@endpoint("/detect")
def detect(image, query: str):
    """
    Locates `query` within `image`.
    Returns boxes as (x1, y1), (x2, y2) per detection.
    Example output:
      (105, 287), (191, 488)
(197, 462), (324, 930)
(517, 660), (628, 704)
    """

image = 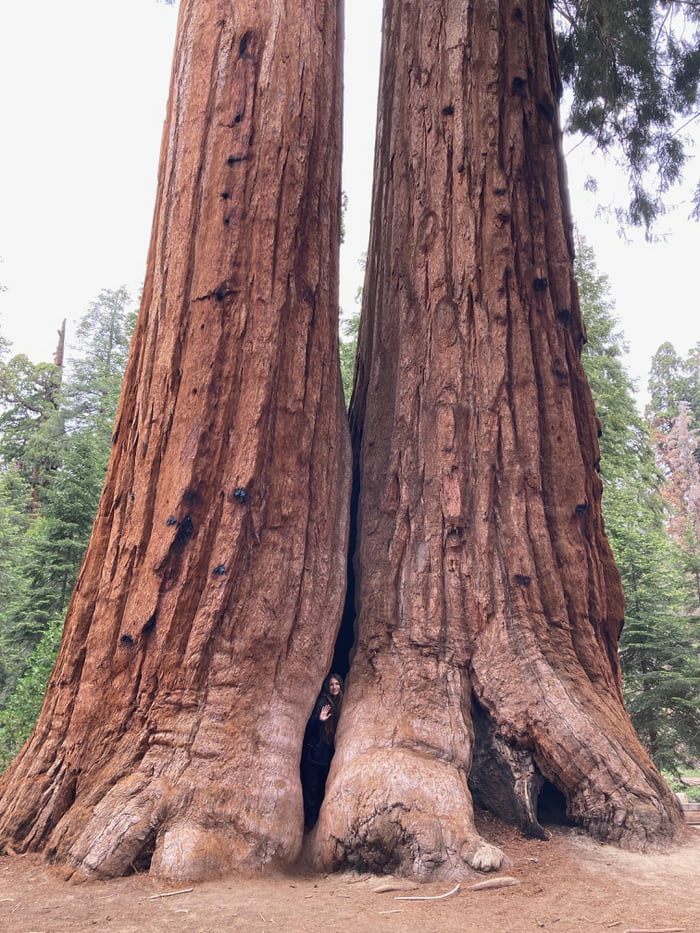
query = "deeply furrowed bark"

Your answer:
(312, 0), (684, 879)
(0, 0), (350, 881)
